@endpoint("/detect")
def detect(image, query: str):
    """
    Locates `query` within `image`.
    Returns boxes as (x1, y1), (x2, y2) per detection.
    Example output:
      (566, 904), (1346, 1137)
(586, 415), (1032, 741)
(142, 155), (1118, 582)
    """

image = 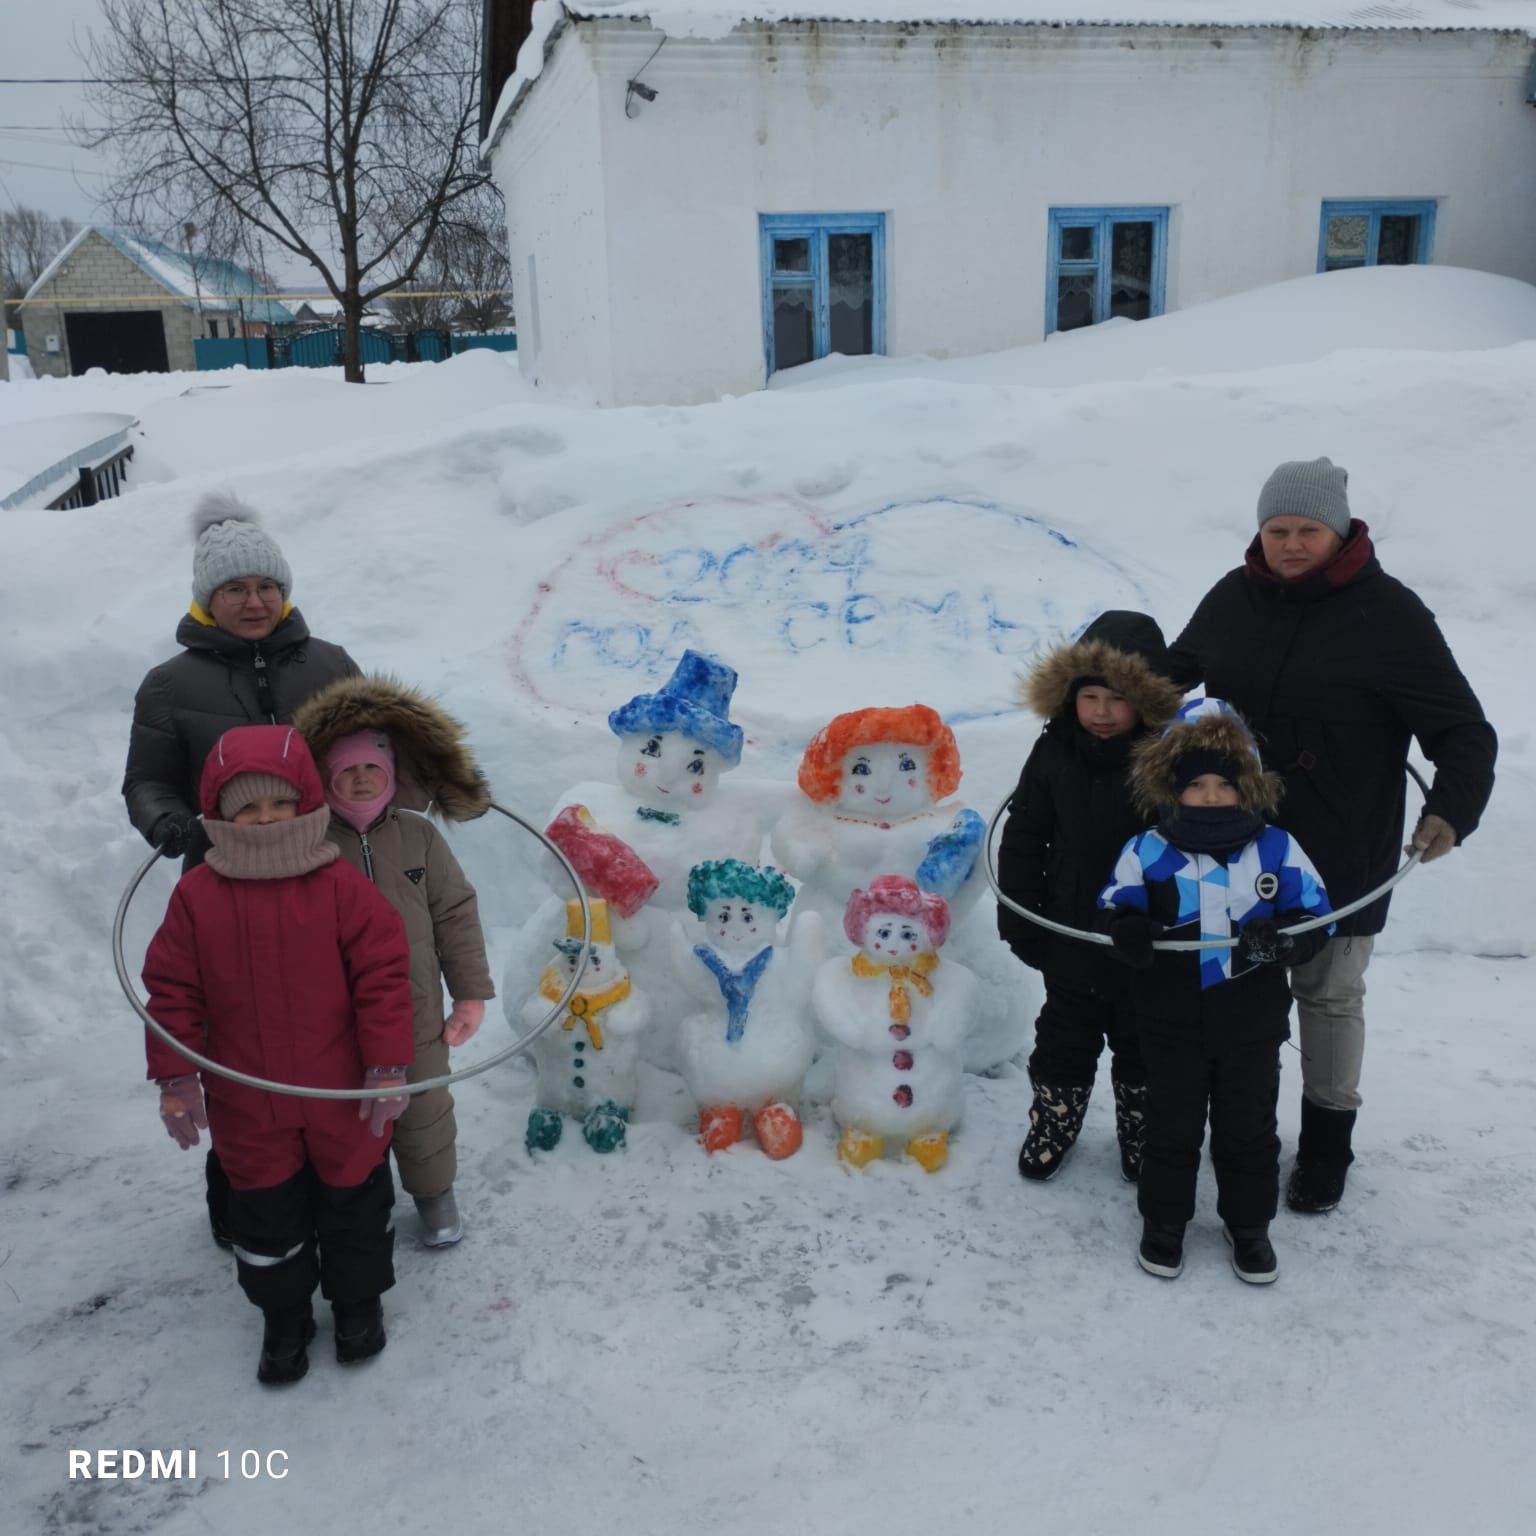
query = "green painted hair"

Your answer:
(686, 858), (796, 920)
